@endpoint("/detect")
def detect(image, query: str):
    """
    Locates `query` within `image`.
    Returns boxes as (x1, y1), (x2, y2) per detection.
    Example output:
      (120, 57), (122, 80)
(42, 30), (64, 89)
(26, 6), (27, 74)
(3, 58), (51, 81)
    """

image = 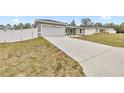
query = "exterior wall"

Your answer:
(105, 28), (116, 33)
(66, 27), (116, 36)
(84, 28), (97, 35)
(96, 28), (100, 33)
(40, 24), (66, 37)
(76, 29), (80, 34)
(0, 28), (38, 43)
(75, 29), (85, 35)
(75, 29), (80, 34)
(36, 23), (41, 37)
